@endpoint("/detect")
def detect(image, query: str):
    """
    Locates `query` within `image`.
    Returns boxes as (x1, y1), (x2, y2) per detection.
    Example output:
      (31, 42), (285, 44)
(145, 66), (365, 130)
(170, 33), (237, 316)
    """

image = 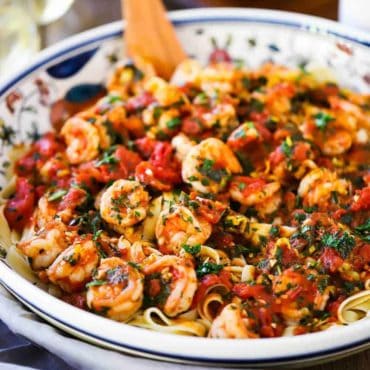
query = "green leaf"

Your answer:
(182, 244), (201, 255)
(196, 262), (223, 277)
(355, 219), (370, 242)
(128, 261), (142, 270)
(86, 280), (106, 288)
(48, 189), (67, 202)
(249, 98), (264, 112)
(314, 112), (334, 131)
(281, 138), (293, 157)
(269, 225), (280, 237)
(95, 149), (118, 167)
(321, 231), (355, 258)
(166, 117), (182, 130)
